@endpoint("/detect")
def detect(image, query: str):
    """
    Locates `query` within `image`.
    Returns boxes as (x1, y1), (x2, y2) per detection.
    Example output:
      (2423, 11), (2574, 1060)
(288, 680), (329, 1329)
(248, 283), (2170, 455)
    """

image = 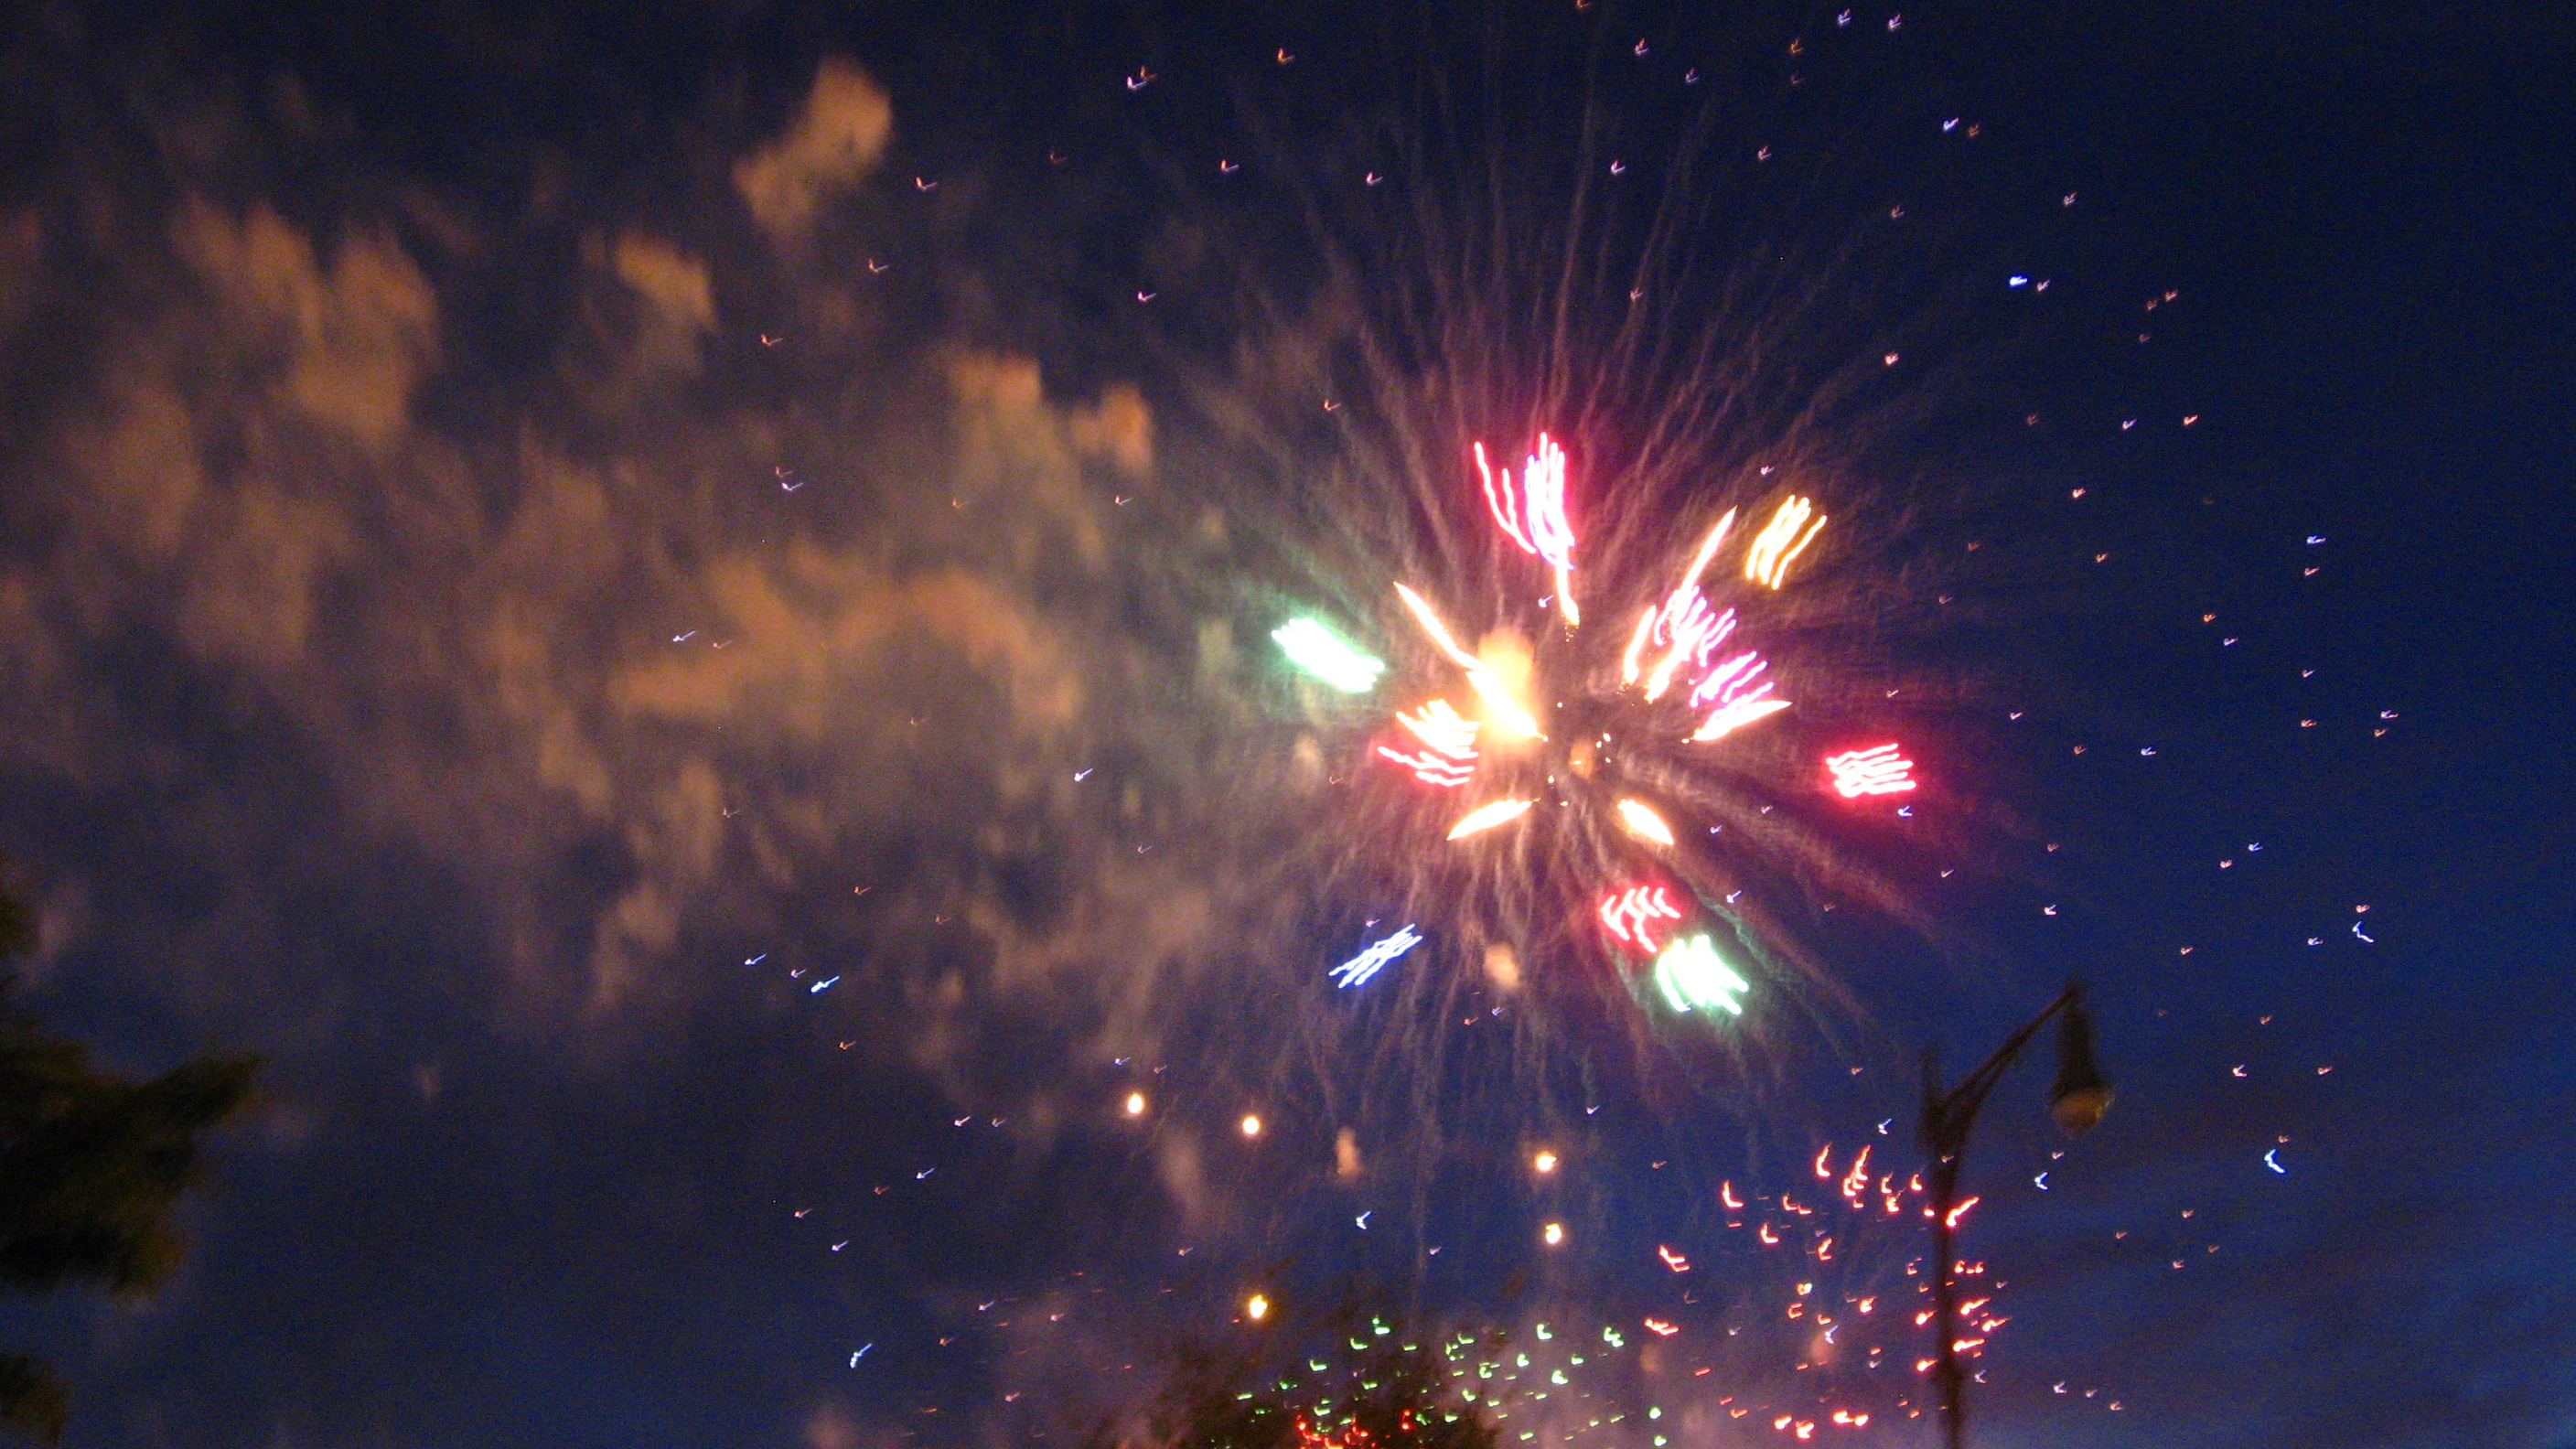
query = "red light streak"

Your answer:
(1599, 884), (1684, 952)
